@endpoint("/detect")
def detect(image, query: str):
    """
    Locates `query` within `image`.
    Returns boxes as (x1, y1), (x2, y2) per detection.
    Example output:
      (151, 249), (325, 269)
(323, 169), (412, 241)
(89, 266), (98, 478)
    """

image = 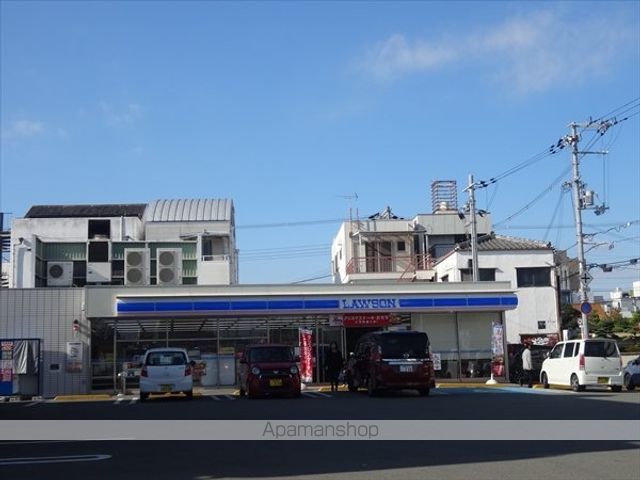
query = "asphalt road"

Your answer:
(1, 387), (639, 480)
(1, 386), (639, 420)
